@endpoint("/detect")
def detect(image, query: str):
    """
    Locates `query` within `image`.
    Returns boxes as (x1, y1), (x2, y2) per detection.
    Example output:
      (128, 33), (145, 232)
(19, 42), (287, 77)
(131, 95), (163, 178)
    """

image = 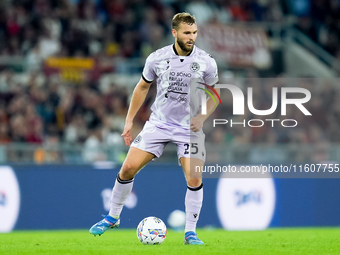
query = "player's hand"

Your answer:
(121, 121), (133, 146)
(190, 116), (204, 132)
